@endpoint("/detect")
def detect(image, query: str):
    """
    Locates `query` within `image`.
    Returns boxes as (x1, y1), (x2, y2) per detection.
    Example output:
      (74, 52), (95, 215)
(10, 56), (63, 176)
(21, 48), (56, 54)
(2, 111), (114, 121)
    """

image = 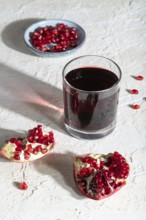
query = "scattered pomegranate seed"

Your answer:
(136, 75), (144, 80)
(19, 182), (28, 190)
(130, 89), (139, 94)
(132, 104), (140, 109)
